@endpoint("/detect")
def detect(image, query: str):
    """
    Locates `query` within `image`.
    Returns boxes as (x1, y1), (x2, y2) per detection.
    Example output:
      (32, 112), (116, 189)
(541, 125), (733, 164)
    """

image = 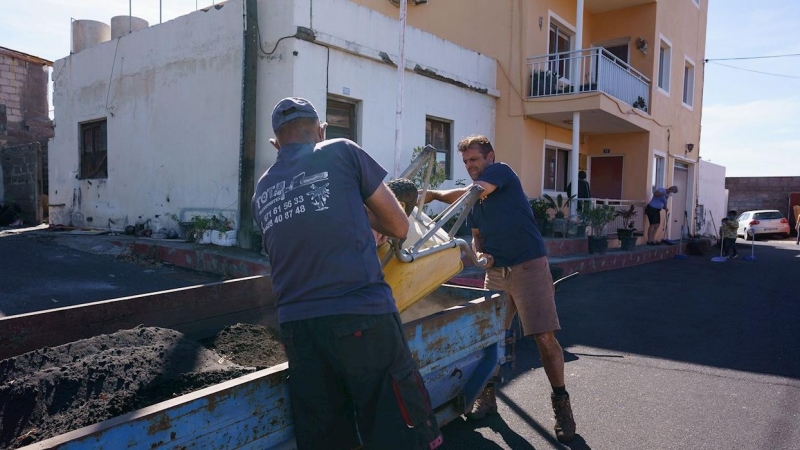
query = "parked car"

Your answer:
(735, 210), (791, 240)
